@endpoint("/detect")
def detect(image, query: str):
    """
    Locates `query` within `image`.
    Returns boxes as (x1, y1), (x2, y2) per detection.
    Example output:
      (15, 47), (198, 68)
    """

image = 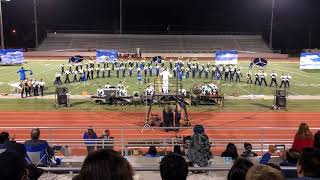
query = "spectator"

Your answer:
(279, 148), (300, 178)
(0, 151), (28, 180)
(246, 164), (285, 180)
(83, 127), (98, 154)
(227, 158), (254, 180)
(240, 143), (257, 157)
(24, 128), (54, 166)
(287, 147), (320, 179)
(173, 145), (183, 155)
(0, 131), (26, 157)
(292, 123), (314, 152)
(73, 149), (134, 180)
(97, 129), (113, 150)
(314, 130), (320, 149)
(145, 145), (160, 157)
(221, 143), (239, 160)
(259, 145), (276, 164)
(160, 153), (188, 180)
(187, 125), (212, 167)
